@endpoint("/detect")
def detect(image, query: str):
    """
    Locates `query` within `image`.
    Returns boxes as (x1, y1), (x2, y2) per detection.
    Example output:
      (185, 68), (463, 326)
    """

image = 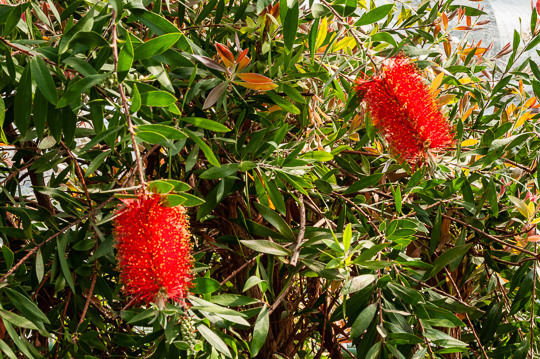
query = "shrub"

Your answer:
(0, 0), (539, 358)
